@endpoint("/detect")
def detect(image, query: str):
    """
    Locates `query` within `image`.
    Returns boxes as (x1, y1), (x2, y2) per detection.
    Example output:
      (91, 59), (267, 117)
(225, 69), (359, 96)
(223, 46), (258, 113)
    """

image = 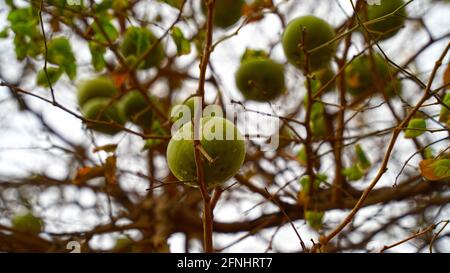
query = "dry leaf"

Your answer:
(419, 159), (441, 181)
(104, 155), (117, 184)
(73, 166), (104, 185)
